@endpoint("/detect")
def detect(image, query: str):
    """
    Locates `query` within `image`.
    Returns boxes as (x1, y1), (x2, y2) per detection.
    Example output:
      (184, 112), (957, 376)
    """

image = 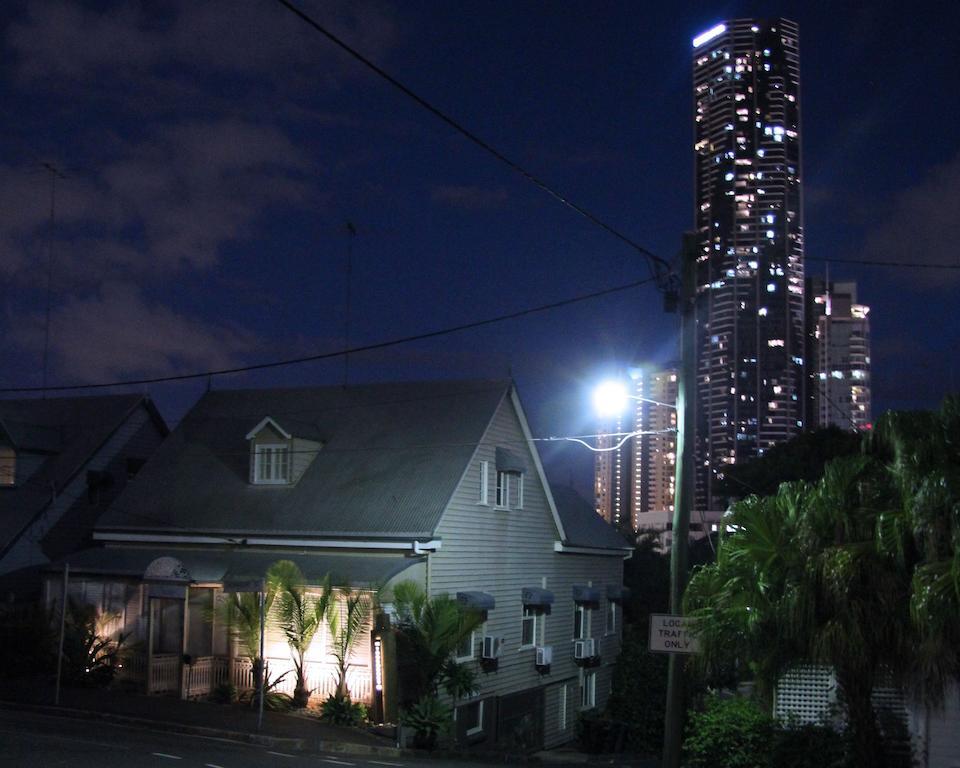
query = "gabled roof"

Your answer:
(98, 380), (513, 540)
(244, 416), (291, 441)
(550, 484), (633, 551)
(0, 394), (165, 556)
